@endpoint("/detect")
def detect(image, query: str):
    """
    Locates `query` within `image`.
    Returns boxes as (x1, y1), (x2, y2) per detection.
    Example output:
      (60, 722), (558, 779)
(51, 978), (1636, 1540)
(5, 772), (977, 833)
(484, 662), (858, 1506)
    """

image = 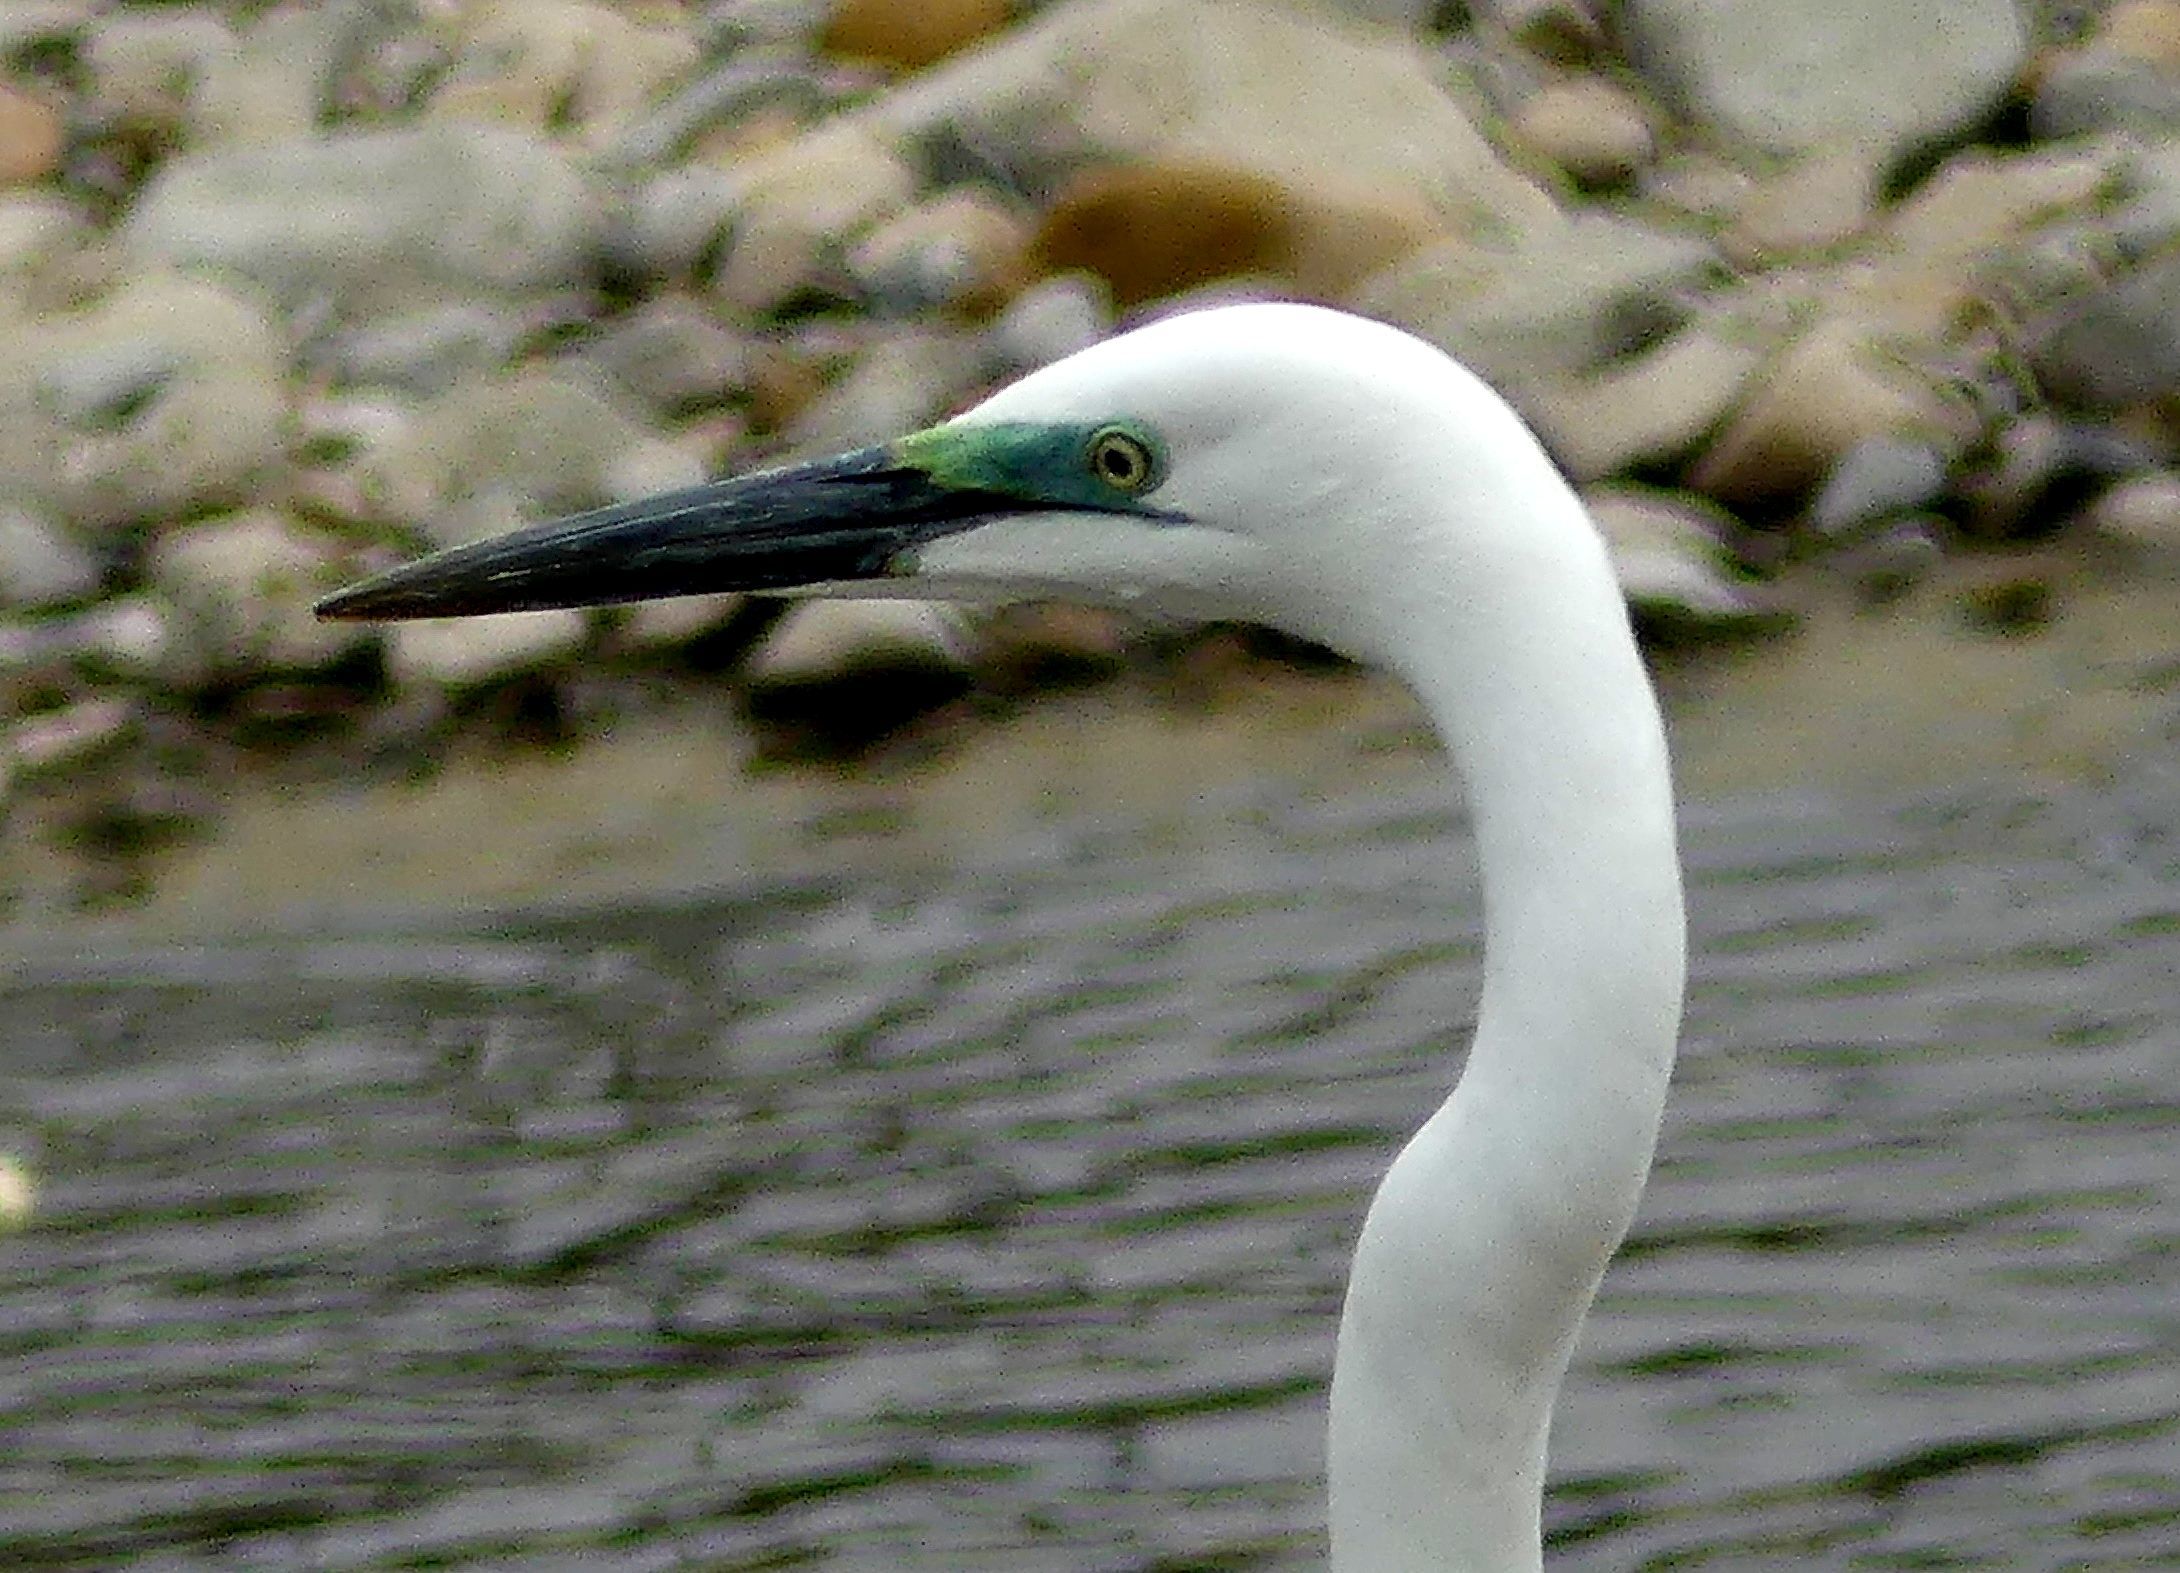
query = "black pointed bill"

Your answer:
(316, 447), (1031, 621)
